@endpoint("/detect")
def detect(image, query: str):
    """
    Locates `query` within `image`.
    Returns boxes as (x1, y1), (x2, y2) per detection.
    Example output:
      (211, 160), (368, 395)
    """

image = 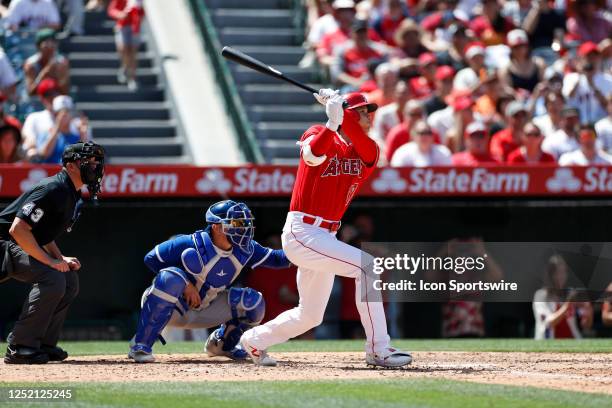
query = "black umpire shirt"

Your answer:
(0, 169), (82, 246)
